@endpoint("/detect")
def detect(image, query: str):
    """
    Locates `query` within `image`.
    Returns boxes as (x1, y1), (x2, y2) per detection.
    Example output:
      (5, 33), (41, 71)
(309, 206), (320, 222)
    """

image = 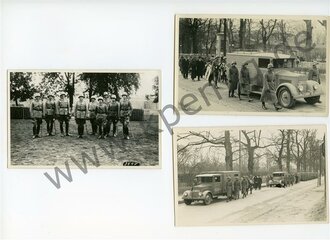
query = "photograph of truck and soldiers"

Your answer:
(176, 16), (328, 114)
(173, 126), (327, 226)
(9, 70), (160, 167)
